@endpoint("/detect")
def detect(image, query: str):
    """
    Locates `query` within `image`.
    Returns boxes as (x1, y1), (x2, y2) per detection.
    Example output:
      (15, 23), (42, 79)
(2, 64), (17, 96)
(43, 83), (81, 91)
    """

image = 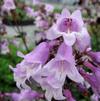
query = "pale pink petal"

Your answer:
(71, 10), (84, 28)
(61, 8), (71, 18)
(46, 24), (62, 40)
(75, 27), (91, 52)
(53, 88), (65, 100)
(66, 65), (84, 84)
(45, 89), (53, 101)
(63, 32), (76, 46)
(56, 43), (74, 63)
